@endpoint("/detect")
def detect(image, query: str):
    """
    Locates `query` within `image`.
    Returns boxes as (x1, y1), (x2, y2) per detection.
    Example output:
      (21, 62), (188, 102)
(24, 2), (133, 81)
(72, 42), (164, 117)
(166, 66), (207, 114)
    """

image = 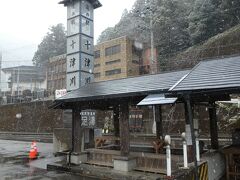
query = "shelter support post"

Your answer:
(184, 102), (194, 163)
(155, 105), (163, 139)
(88, 128), (95, 148)
(113, 105), (120, 144)
(185, 95), (198, 180)
(209, 101), (219, 149)
(68, 105), (87, 165)
(73, 106), (82, 152)
(113, 100), (136, 172)
(119, 101), (130, 156)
